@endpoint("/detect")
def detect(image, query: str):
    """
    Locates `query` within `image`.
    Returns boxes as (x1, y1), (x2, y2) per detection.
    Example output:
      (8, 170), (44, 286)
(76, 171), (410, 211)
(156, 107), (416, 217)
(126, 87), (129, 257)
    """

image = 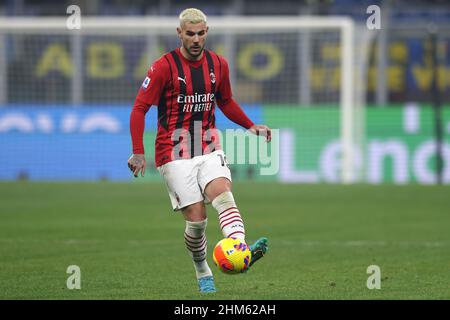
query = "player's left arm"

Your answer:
(216, 58), (271, 143)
